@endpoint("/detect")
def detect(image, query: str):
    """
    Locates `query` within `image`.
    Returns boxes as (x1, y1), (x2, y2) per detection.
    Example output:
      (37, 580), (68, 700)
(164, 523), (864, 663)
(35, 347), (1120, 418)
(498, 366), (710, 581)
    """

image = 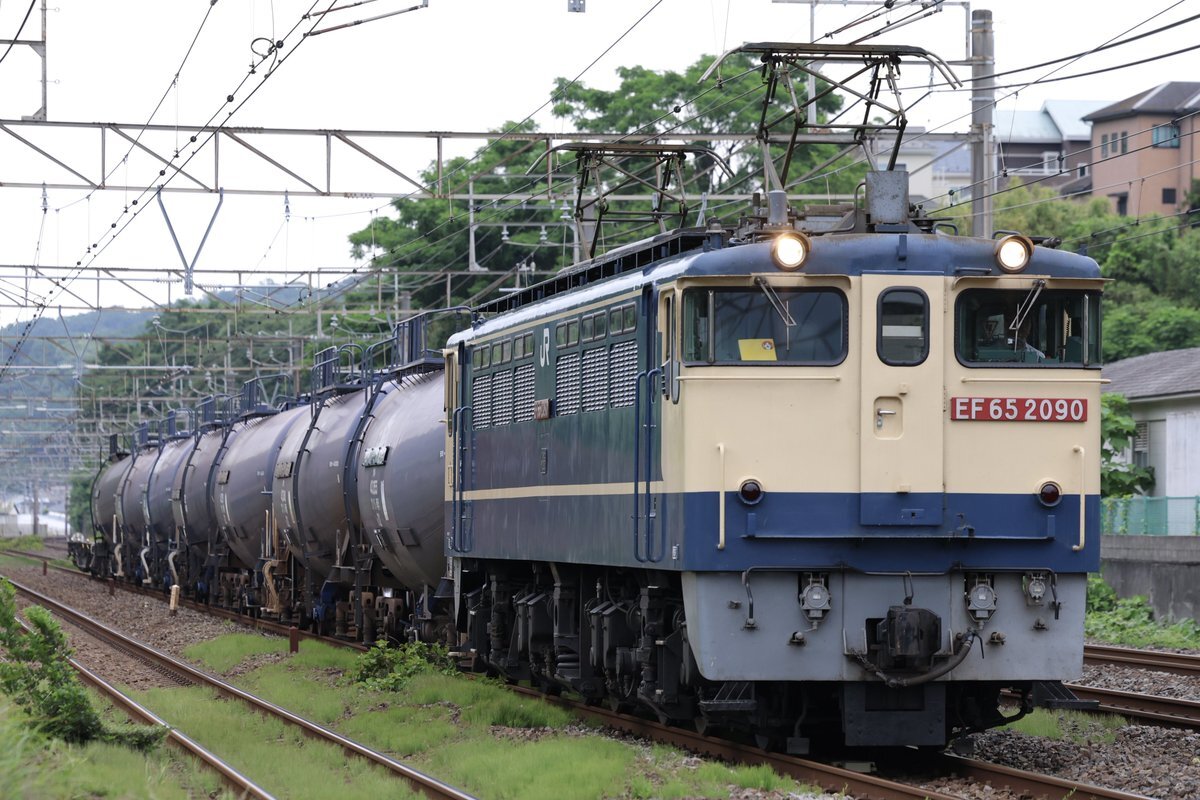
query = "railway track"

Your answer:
(0, 554), (1182, 799)
(1084, 643), (1200, 677)
(70, 658), (276, 799)
(1064, 684), (1200, 730)
(517, 686), (1156, 800)
(4, 574), (477, 800)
